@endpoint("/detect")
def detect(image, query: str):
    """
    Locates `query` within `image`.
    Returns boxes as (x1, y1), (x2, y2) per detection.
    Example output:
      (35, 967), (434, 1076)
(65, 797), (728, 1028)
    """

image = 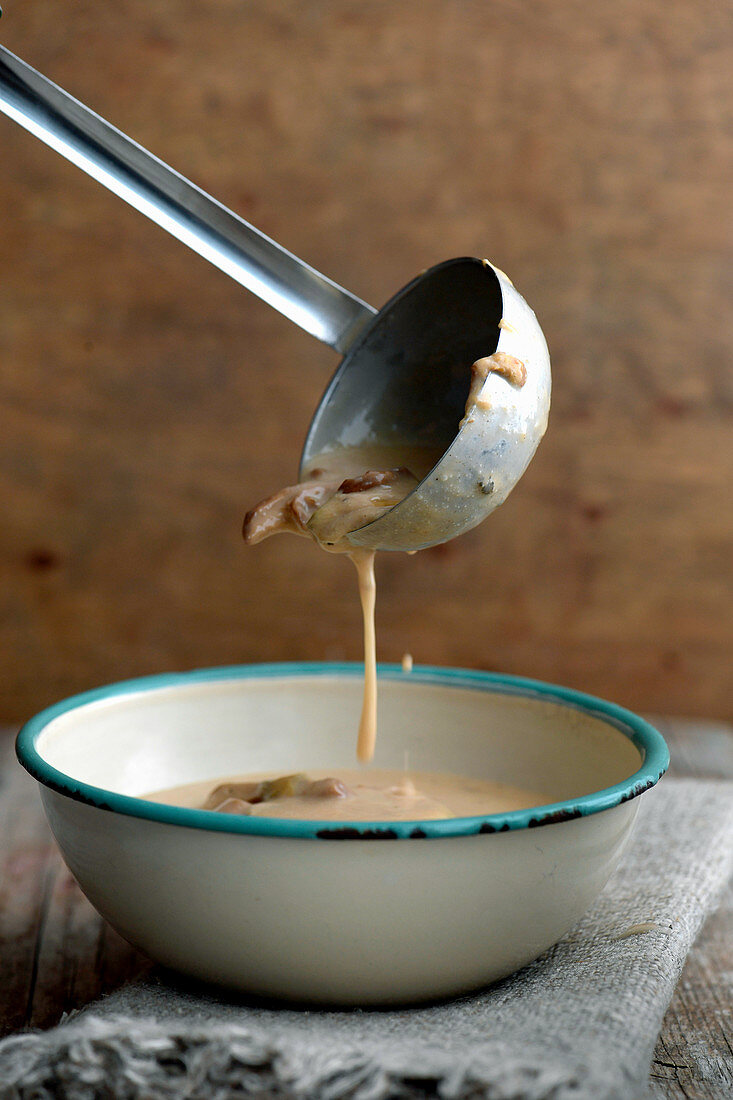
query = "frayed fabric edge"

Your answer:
(0, 1016), (636, 1100)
